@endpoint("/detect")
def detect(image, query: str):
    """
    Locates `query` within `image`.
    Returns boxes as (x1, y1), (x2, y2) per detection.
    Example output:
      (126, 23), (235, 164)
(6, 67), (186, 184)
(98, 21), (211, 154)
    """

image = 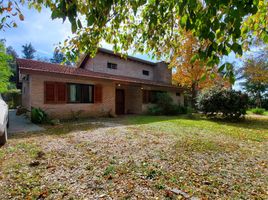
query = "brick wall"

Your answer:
(84, 52), (155, 81)
(21, 71), (183, 119)
(154, 62), (172, 84)
(21, 78), (31, 110)
(28, 73), (116, 119)
(118, 85), (143, 114)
